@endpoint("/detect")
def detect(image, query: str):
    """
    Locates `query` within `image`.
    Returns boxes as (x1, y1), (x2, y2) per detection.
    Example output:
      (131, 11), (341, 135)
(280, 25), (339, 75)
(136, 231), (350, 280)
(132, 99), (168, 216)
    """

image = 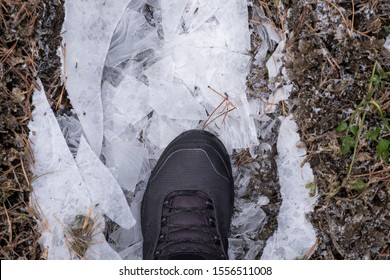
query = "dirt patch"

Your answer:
(285, 0), (390, 259)
(0, 0), (65, 259)
(0, 0), (41, 259)
(35, 0), (70, 113)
